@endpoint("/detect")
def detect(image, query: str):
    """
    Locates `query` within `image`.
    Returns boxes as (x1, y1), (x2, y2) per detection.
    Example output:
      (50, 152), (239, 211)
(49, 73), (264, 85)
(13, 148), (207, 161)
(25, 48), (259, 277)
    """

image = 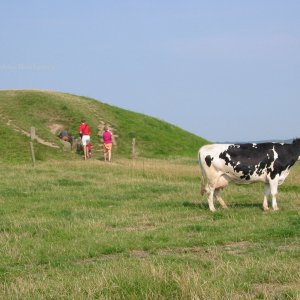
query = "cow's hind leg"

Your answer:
(206, 185), (216, 212)
(214, 189), (228, 209)
(200, 183), (216, 211)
